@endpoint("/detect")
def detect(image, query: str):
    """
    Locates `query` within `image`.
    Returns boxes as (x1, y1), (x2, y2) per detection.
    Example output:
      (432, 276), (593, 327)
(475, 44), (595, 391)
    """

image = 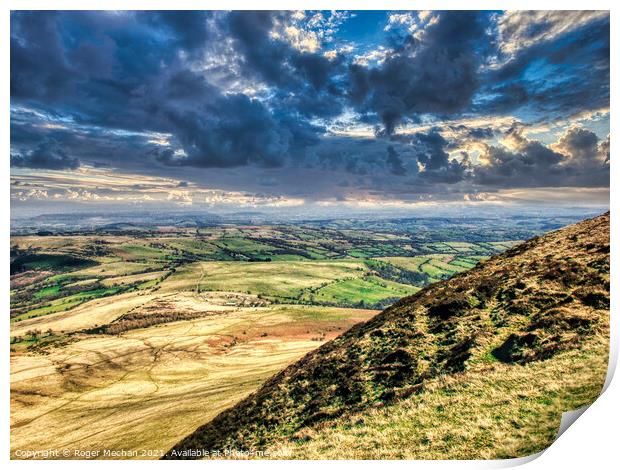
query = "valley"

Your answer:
(9, 213), (603, 459)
